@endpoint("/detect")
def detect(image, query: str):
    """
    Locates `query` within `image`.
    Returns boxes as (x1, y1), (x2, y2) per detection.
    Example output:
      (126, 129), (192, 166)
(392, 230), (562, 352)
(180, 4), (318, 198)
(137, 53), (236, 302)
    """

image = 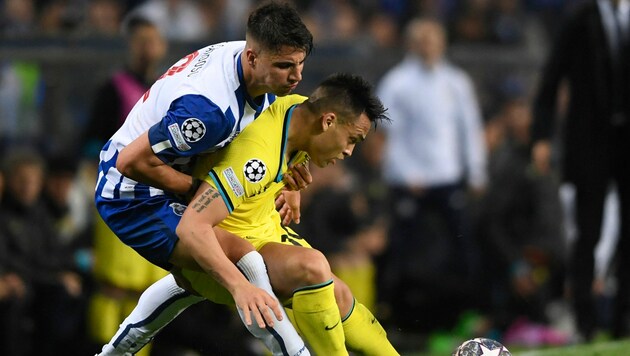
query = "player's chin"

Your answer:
(273, 86), (295, 96)
(273, 89), (291, 96)
(311, 159), (328, 168)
